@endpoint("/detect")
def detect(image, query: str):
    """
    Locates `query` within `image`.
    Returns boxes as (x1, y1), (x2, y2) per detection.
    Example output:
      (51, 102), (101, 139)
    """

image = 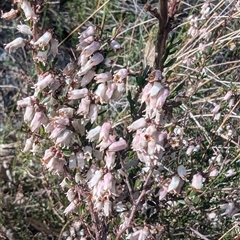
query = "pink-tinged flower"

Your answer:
(58, 107), (74, 118)
(127, 118), (147, 132)
(20, 1), (36, 20)
(81, 41), (101, 58)
(77, 53), (88, 67)
(71, 119), (86, 135)
(5, 37), (26, 53)
(78, 26), (96, 41)
(77, 97), (91, 116)
(94, 72), (112, 83)
(17, 24), (32, 35)
(86, 125), (101, 142)
(92, 181), (105, 201)
(62, 62), (76, 76)
(113, 68), (128, 82)
(110, 40), (121, 51)
(111, 82), (125, 100)
(129, 226), (149, 240)
(1, 9), (18, 20)
(209, 168), (219, 177)
(30, 111), (48, 132)
(177, 165), (188, 181)
(44, 122), (54, 133)
(186, 145), (195, 156)
(55, 130), (73, 147)
(168, 175), (182, 193)
(105, 151), (115, 169)
(223, 90), (232, 101)
(68, 88), (88, 100)
(81, 69), (95, 87)
(108, 137), (127, 152)
(94, 83), (107, 103)
(41, 147), (56, 164)
(22, 136), (34, 152)
(145, 125), (157, 136)
(17, 96), (35, 109)
(33, 31), (52, 47)
(50, 38), (58, 57)
(211, 104), (220, 114)
(34, 73), (54, 91)
(66, 188), (76, 202)
(49, 124), (66, 140)
(60, 177), (69, 189)
(103, 198), (112, 217)
(87, 104), (98, 123)
(191, 172), (204, 190)
(46, 156), (66, 174)
(149, 82), (163, 97)
(53, 116), (70, 126)
(76, 151), (85, 169)
(99, 122), (112, 141)
(34, 47), (49, 65)
(94, 199), (103, 212)
(84, 146), (93, 161)
(63, 199), (78, 215)
(103, 173), (115, 193)
(105, 82), (116, 100)
(156, 87), (169, 109)
(97, 138), (114, 152)
(220, 202), (239, 217)
(147, 140), (156, 155)
(68, 154), (76, 169)
(132, 130), (148, 151)
(140, 83), (152, 104)
(24, 105), (35, 123)
(76, 36), (94, 50)
(77, 52), (104, 76)
(88, 169), (103, 188)
(159, 186), (168, 200)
